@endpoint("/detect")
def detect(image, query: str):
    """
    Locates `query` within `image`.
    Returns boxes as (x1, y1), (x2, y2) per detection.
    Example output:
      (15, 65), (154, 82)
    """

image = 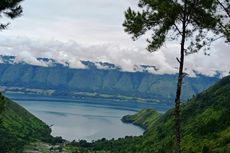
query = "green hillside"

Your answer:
(0, 94), (52, 153)
(121, 109), (160, 130)
(0, 75), (229, 152)
(74, 75), (230, 153)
